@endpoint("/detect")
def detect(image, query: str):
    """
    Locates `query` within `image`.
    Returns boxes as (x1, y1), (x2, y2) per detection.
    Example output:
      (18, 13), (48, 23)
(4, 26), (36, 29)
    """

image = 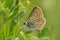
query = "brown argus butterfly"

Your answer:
(24, 6), (46, 31)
